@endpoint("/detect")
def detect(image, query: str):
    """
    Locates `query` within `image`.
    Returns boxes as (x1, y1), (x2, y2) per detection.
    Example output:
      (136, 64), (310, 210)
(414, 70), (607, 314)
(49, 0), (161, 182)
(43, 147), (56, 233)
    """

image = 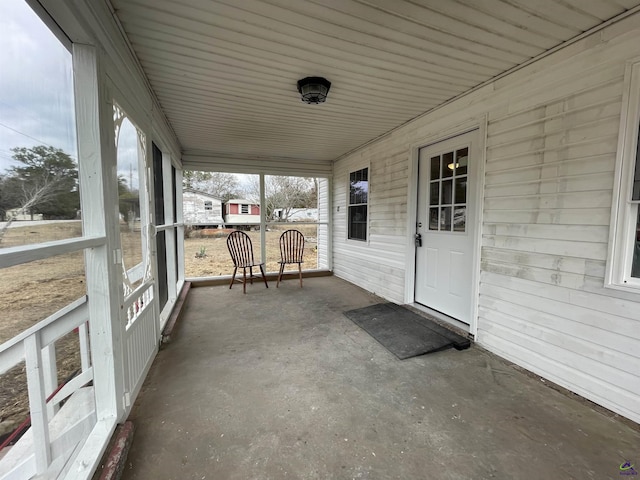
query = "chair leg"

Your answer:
(229, 266), (237, 289)
(276, 263), (283, 287)
(260, 264), (269, 288)
(242, 267), (247, 294)
(298, 263), (303, 288)
(249, 266), (254, 284)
